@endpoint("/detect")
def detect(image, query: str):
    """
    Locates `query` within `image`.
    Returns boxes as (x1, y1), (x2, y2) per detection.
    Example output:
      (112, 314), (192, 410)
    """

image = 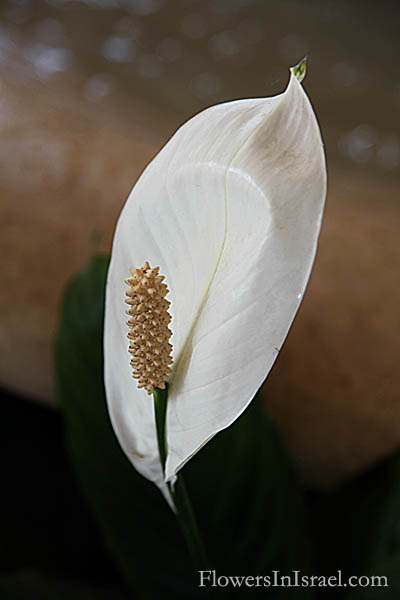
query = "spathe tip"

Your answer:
(290, 57), (307, 83)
